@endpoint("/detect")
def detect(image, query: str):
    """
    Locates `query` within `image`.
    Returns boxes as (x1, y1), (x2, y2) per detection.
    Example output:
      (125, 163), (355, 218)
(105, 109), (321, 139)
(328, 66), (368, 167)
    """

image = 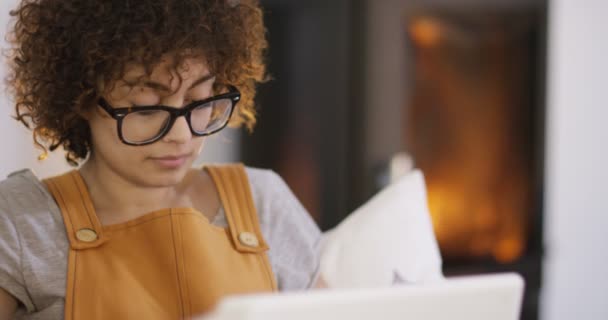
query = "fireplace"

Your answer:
(406, 9), (538, 262)
(403, 6), (546, 320)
